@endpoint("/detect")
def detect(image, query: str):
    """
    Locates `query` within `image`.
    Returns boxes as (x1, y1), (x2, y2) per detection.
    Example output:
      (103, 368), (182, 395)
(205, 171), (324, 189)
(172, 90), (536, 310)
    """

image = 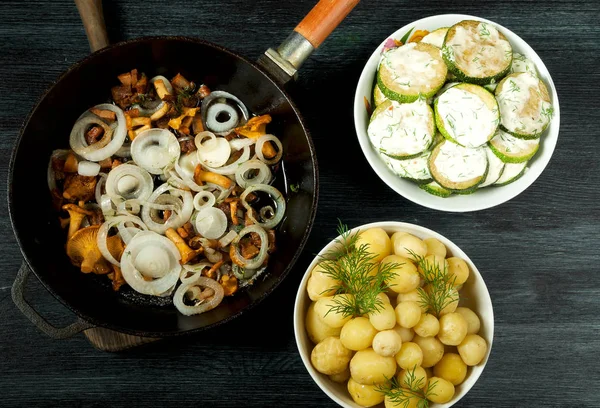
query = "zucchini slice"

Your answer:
(479, 146), (505, 187)
(434, 83), (499, 148)
(496, 72), (553, 139)
(421, 27), (449, 49)
(429, 140), (488, 191)
(442, 20), (513, 85)
(373, 82), (389, 106)
(368, 99), (435, 159)
(494, 161), (527, 186)
(378, 42), (448, 103)
(510, 52), (538, 76)
(419, 181), (452, 197)
(488, 128), (540, 163)
(383, 150), (432, 184)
